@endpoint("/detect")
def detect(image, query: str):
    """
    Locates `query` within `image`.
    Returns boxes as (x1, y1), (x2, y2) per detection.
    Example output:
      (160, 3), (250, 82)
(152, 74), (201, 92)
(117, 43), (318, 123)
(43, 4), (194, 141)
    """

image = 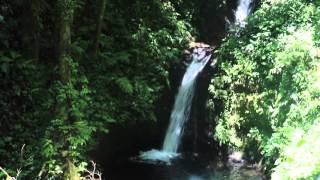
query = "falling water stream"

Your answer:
(139, 48), (211, 164)
(235, 0), (253, 27)
(163, 48), (211, 153)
